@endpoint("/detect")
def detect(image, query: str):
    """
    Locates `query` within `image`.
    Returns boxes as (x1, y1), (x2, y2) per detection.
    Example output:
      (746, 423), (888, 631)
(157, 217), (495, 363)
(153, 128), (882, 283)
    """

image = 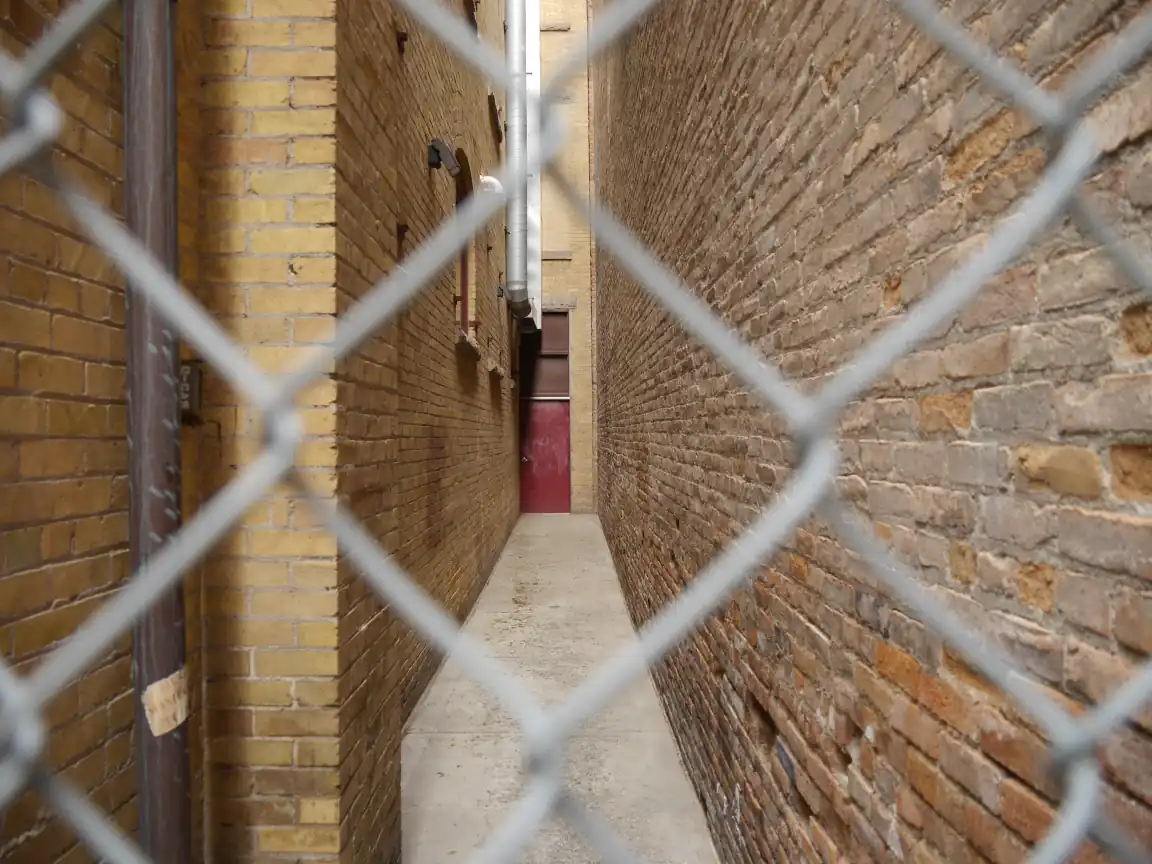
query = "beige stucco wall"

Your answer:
(540, 0), (596, 513)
